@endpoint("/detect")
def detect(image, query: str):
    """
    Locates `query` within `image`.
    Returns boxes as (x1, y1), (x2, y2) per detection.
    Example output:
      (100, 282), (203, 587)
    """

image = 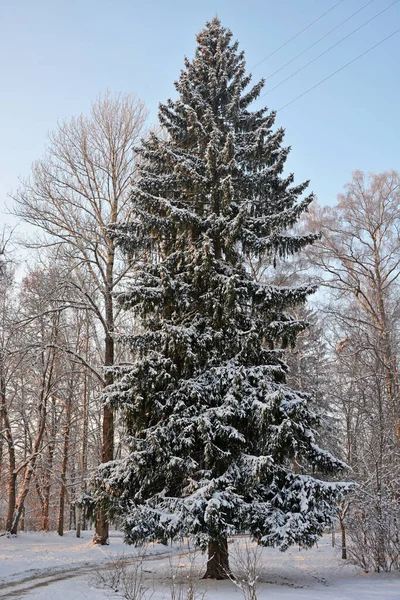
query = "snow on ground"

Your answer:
(0, 532), (399, 599)
(0, 530), (167, 584)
